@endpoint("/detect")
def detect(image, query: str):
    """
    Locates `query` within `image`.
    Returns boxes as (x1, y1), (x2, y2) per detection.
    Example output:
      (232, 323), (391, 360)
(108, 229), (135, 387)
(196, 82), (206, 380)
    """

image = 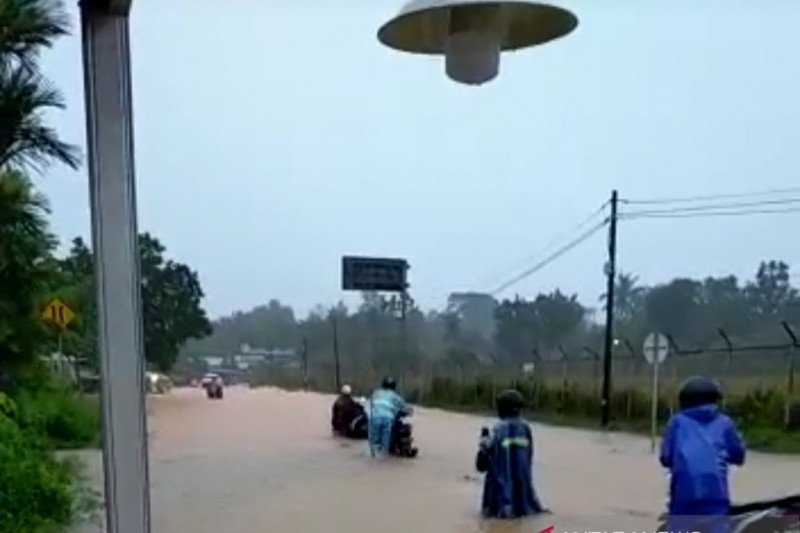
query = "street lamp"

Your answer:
(377, 0), (578, 85)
